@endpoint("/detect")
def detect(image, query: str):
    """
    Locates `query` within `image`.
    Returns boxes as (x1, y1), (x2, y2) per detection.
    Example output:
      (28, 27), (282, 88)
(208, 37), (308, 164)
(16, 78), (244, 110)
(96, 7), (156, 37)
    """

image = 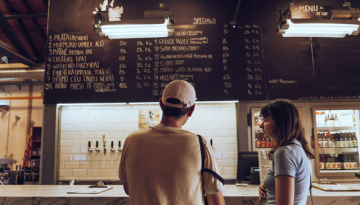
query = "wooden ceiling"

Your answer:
(0, 0), (48, 64)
